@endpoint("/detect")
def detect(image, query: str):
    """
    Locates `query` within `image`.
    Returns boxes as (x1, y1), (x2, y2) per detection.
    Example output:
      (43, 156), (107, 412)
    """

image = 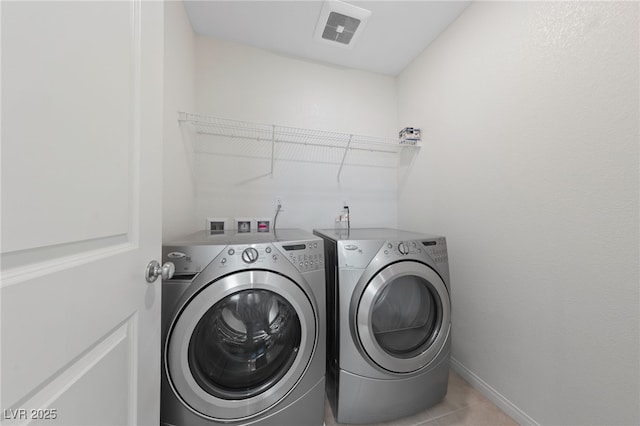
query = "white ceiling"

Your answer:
(183, 1), (472, 76)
